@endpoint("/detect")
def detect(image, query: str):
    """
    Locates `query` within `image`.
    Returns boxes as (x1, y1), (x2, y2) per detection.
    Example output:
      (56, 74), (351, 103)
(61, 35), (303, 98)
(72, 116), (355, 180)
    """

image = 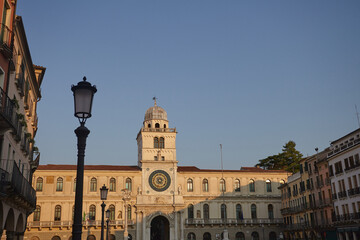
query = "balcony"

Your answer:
(140, 127), (176, 133)
(27, 219), (135, 230)
(338, 191), (347, 199)
(348, 187), (360, 197)
(0, 160), (36, 211)
(333, 213), (360, 223)
(0, 23), (13, 58)
(281, 204), (308, 215)
(0, 87), (18, 132)
(185, 218), (283, 226)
